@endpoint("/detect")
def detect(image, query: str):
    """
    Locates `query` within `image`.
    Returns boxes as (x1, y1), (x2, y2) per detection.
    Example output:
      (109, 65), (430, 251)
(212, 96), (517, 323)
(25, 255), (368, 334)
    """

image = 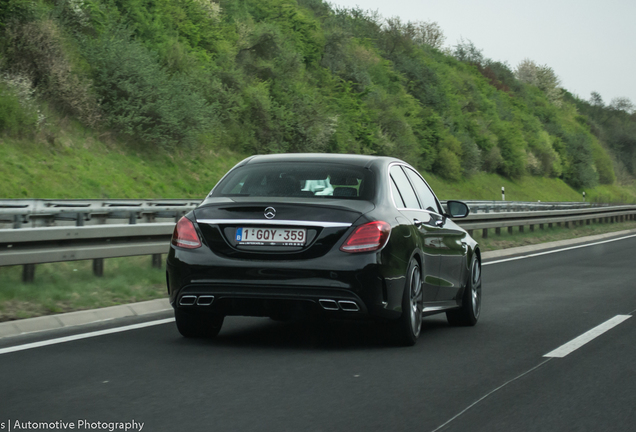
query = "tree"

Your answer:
(609, 97), (634, 114)
(412, 21), (445, 49)
(515, 59), (562, 106)
(452, 38), (483, 65)
(589, 91), (604, 107)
